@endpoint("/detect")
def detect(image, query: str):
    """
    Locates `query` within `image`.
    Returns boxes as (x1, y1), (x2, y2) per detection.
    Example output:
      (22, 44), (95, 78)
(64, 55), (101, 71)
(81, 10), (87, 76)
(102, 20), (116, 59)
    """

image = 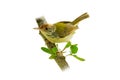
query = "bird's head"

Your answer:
(34, 24), (55, 35)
